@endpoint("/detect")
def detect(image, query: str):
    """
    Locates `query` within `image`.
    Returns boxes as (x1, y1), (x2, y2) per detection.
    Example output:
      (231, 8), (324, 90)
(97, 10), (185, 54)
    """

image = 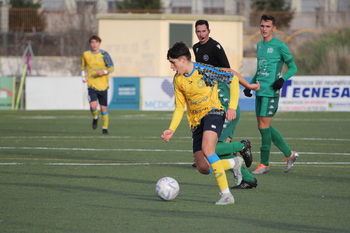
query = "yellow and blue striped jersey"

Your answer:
(81, 49), (114, 91)
(169, 62), (239, 131)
